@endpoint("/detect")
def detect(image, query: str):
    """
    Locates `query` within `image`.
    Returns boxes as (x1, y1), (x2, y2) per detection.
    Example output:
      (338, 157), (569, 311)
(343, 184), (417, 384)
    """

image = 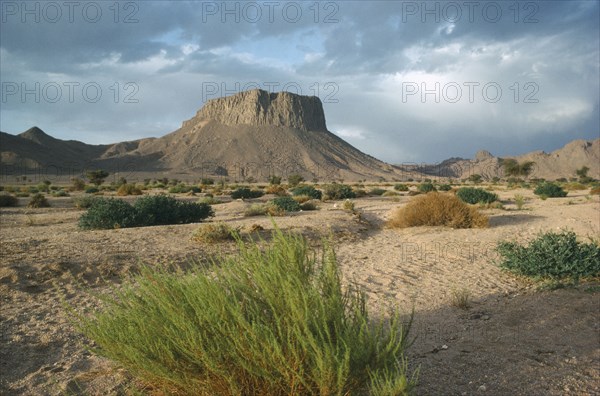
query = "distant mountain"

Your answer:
(0, 90), (401, 181)
(1, 91), (598, 182)
(415, 139), (600, 180)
